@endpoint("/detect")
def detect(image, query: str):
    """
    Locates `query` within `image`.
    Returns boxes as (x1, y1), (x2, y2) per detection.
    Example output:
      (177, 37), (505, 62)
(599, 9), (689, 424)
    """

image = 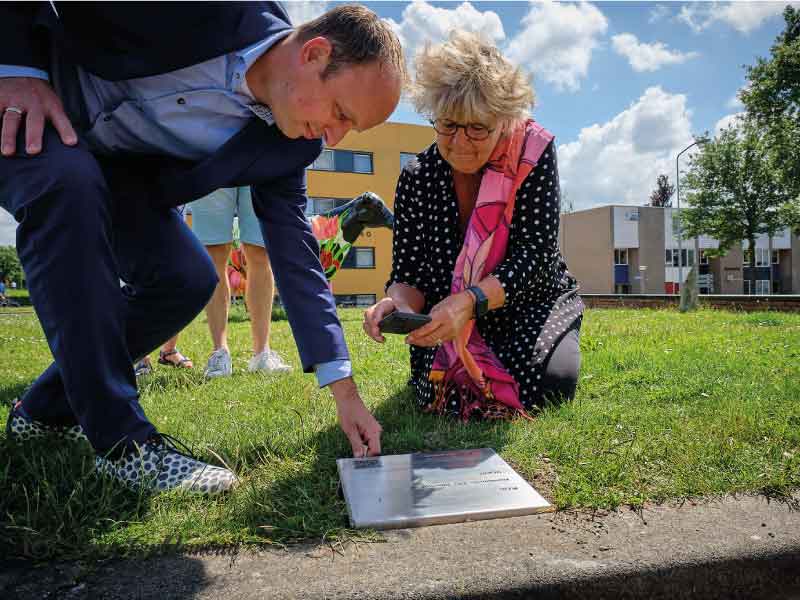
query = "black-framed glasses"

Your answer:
(430, 119), (495, 141)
